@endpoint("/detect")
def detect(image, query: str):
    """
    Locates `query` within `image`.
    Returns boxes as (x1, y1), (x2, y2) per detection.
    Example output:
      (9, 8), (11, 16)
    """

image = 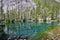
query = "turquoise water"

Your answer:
(4, 22), (58, 37)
